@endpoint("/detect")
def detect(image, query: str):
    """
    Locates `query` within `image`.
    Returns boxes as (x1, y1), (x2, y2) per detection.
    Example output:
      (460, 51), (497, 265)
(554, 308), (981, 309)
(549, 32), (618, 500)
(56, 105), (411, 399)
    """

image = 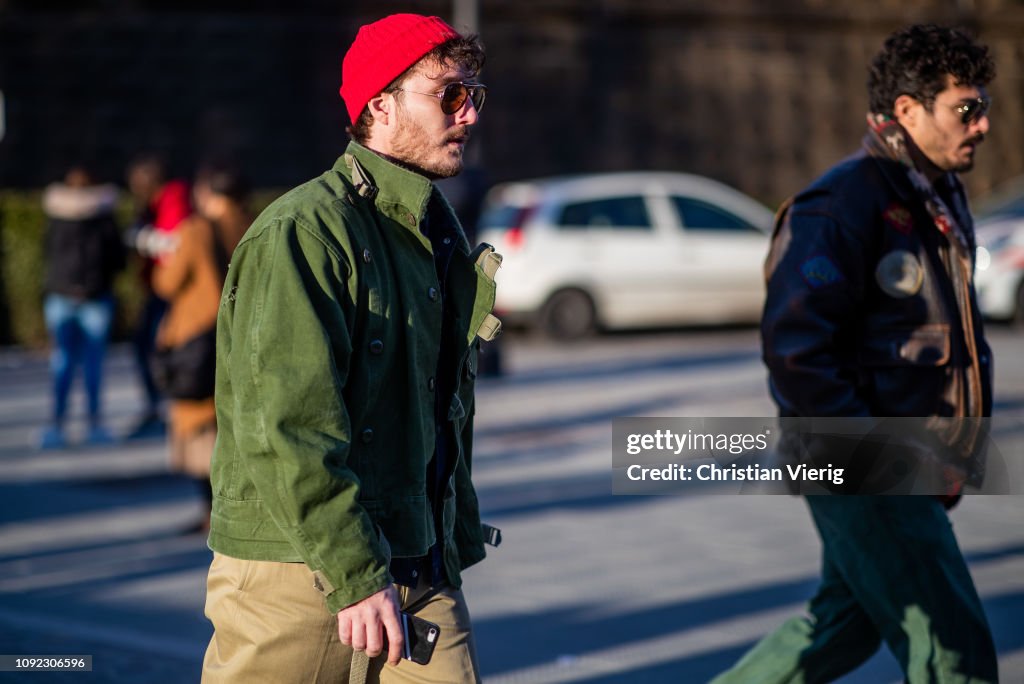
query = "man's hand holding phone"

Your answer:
(337, 585), (404, 666)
